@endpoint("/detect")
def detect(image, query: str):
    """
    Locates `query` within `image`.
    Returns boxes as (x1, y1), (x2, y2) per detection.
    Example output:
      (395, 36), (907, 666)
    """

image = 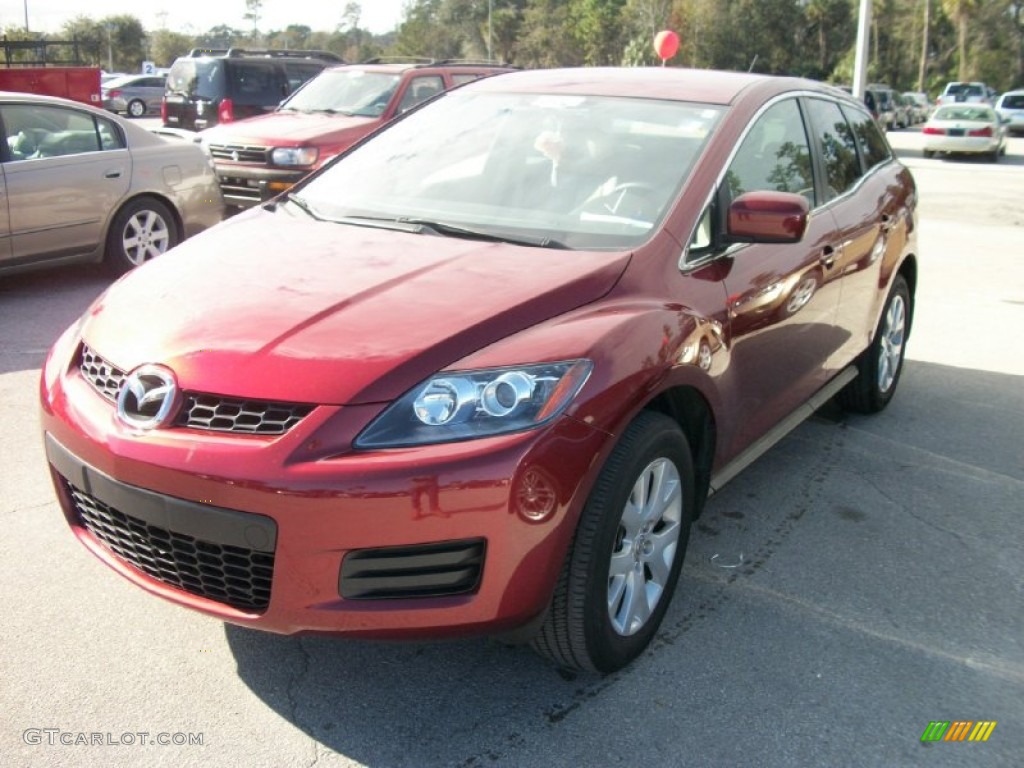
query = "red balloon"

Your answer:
(654, 30), (680, 61)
